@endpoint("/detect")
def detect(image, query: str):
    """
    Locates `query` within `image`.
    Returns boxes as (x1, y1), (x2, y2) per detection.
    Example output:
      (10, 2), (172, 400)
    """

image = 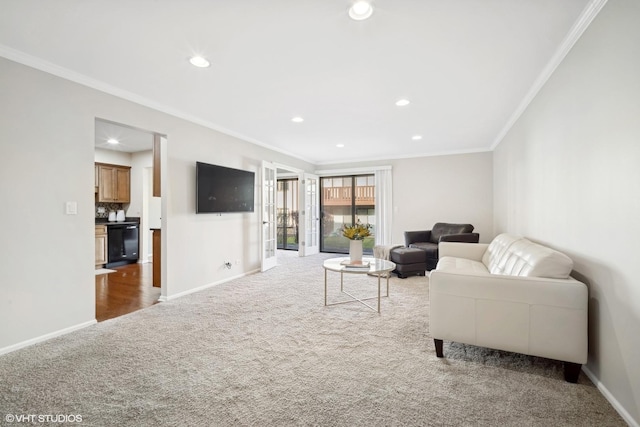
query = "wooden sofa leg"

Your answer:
(434, 339), (444, 357)
(564, 362), (581, 383)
